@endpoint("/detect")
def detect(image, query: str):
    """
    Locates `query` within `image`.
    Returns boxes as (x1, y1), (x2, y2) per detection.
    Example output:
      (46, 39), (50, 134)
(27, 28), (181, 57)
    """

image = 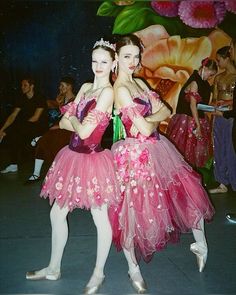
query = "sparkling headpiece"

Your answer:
(93, 38), (116, 51)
